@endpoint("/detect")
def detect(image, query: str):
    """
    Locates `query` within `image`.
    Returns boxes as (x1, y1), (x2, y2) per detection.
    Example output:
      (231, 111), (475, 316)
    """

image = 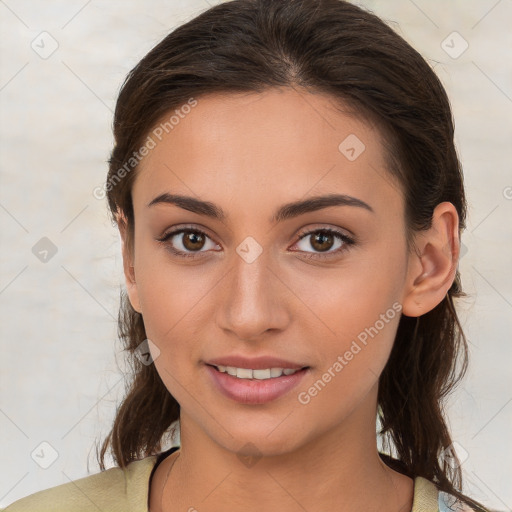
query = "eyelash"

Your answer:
(156, 225), (355, 260)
